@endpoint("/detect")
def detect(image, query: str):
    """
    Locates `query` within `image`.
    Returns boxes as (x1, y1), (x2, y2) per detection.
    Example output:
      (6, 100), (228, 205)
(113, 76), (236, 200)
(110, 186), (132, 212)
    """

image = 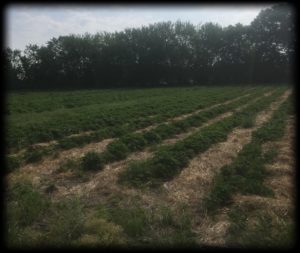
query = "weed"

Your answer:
(226, 207), (295, 249)
(7, 180), (49, 227)
(263, 146), (279, 164)
(24, 149), (45, 163)
(45, 198), (85, 246)
(81, 152), (104, 171)
(6, 155), (21, 172)
(57, 158), (79, 173)
(76, 217), (125, 247)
